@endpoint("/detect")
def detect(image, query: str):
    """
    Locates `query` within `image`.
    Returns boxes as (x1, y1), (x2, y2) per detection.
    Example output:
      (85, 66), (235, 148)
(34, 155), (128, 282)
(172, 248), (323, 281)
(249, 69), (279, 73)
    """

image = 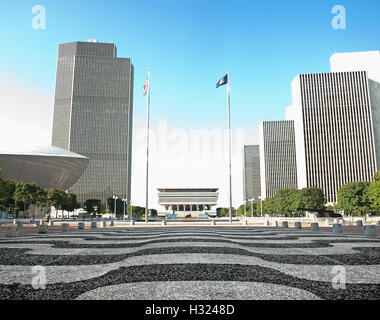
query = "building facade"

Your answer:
(0, 146), (88, 190)
(288, 71), (378, 203)
(158, 188), (219, 218)
(258, 121), (298, 199)
(51, 41), (134, 204)
(242, 145), (261, 203)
